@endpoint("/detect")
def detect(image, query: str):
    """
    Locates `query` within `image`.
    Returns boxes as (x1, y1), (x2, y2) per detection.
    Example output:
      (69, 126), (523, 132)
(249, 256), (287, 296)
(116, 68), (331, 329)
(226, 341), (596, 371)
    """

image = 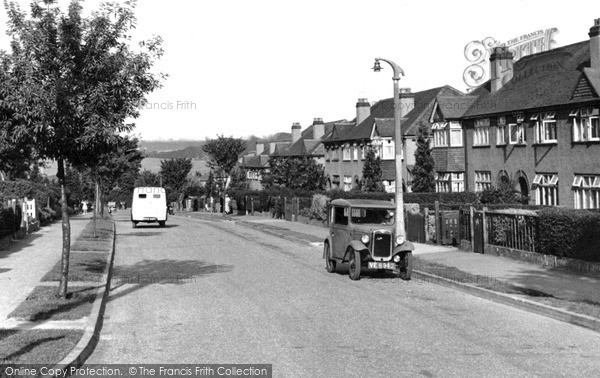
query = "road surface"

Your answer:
(85, 211), (600, 377)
